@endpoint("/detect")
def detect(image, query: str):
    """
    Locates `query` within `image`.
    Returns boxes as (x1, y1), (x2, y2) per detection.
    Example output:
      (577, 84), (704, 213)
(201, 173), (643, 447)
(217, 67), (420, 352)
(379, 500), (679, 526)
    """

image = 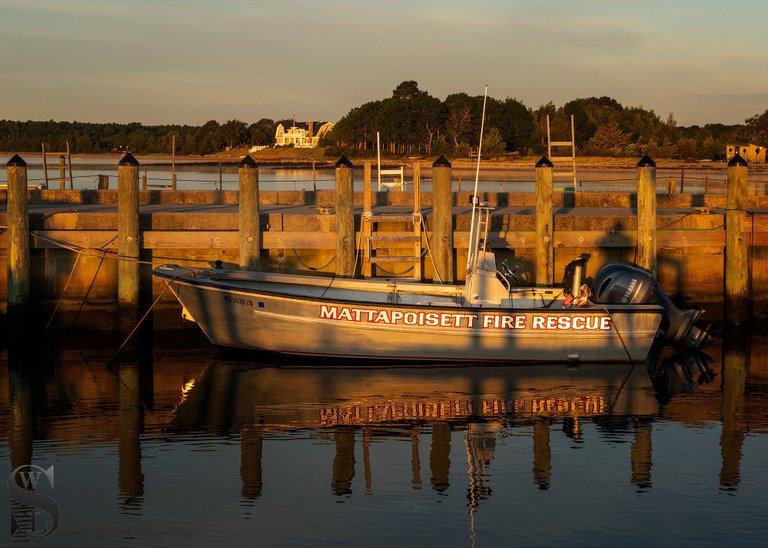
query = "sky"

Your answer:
(2, 0), (767, 127)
